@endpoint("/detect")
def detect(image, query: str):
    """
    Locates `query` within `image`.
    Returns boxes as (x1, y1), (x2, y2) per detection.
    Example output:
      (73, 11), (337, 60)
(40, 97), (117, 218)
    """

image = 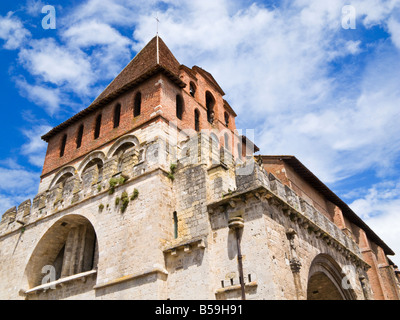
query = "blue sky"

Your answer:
(0, 0), (400, 265)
